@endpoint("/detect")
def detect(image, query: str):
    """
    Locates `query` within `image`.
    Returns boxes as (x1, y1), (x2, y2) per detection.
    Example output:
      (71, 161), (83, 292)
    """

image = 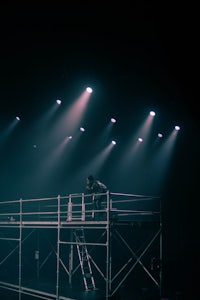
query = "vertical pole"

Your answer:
(18, 198), (22, 300)
(159, 197), (163, 299)
(82, 193), (85, 221)
(56, 195), (61, 300)
(106, 191), (111, 299)
(69, 229), (73, 285)
(36, 202), (40, 278)
(92, 194), (95, 219)
(108, 192), (112, 296)
(68, 195), (72, 221)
